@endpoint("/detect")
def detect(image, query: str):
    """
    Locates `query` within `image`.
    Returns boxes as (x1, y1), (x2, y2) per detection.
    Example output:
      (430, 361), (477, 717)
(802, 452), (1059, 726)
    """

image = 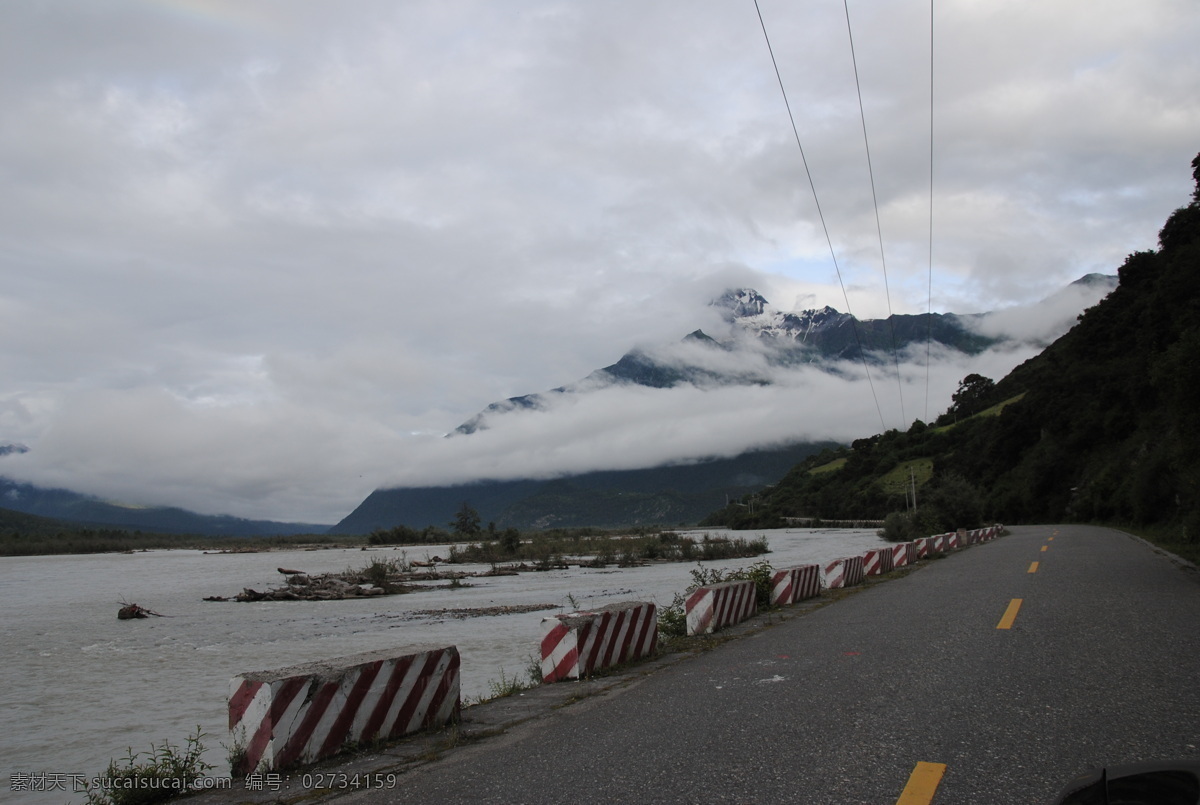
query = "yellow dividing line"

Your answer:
(1040, 546), (1048, 552)
(897, 761), (948, 804)
(1028, 561), (1039, 573)
(997, 598), (1023, 629)
(1048, 536), (1055, 541)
